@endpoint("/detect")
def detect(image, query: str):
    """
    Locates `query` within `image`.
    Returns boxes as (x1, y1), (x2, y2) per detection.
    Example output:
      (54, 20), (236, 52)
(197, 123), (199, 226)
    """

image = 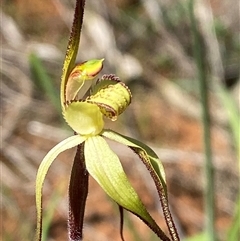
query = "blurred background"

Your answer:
(1, 0), (239, 240)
